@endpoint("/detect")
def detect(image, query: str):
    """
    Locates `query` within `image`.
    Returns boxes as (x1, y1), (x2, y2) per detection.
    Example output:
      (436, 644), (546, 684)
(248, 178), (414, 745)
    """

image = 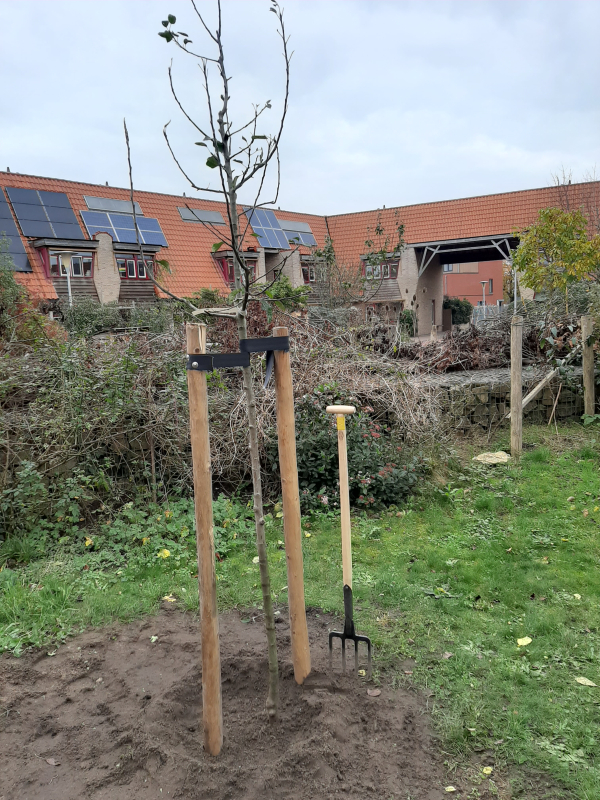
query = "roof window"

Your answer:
(84, 196), (142, 215)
